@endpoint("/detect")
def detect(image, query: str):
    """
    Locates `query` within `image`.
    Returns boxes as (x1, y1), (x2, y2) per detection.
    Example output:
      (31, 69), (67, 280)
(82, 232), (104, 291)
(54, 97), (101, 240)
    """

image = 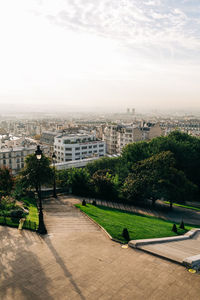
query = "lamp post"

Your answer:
(35, 145), (47, 235)
(52, 152), (57, 198)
